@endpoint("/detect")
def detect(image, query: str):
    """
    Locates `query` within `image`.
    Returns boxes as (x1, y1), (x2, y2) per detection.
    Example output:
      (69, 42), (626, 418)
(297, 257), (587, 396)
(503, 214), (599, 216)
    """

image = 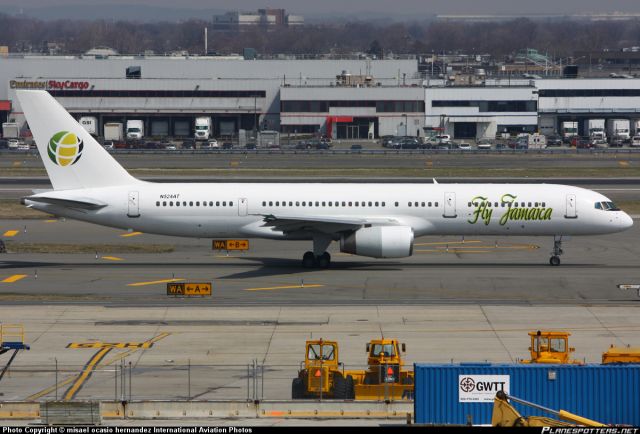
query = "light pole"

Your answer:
(402, 113), (407, 136)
